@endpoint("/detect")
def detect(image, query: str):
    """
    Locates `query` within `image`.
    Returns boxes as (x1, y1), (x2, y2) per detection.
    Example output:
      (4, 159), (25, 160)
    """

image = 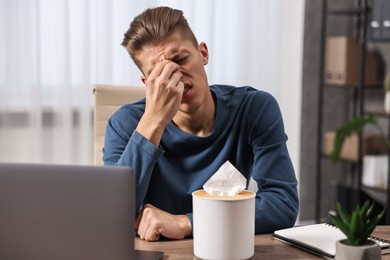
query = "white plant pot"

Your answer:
(335, 239), (381, 260)
(384, 92), (390, 114)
